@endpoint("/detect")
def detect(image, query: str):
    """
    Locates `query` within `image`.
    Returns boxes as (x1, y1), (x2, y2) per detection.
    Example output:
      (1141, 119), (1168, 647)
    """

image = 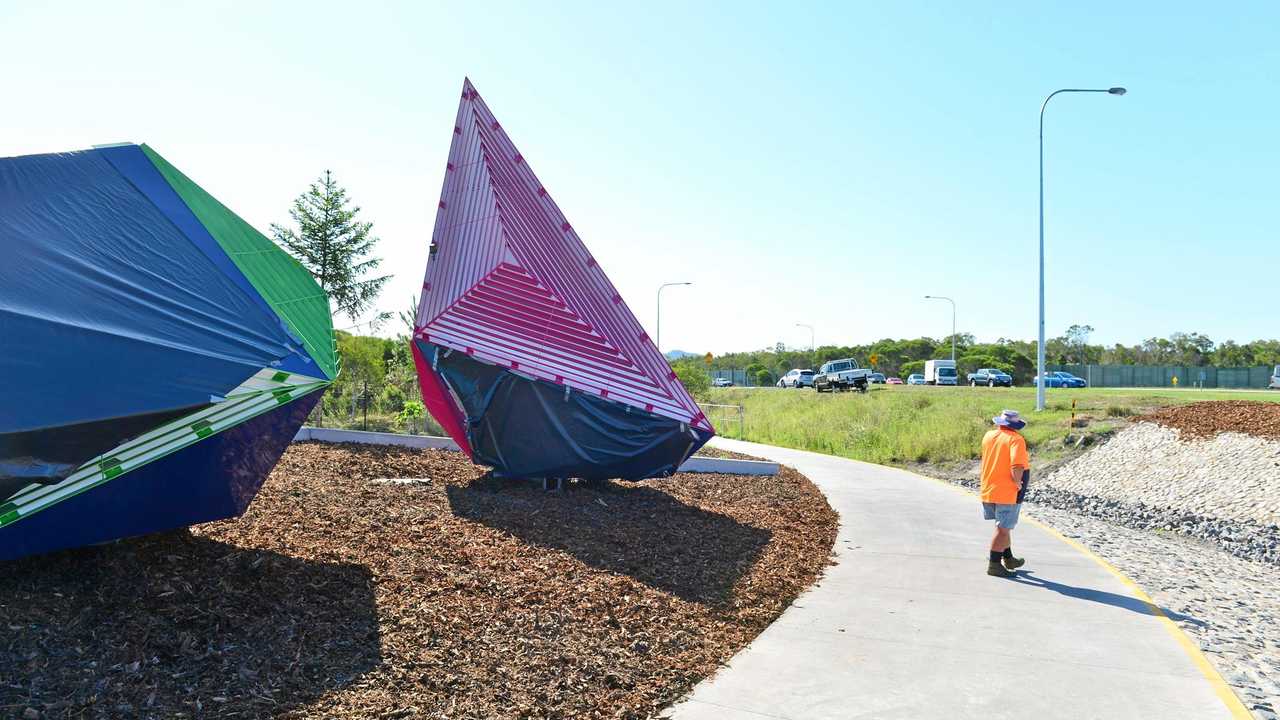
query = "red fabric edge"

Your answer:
(411, 340), (473, 457)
